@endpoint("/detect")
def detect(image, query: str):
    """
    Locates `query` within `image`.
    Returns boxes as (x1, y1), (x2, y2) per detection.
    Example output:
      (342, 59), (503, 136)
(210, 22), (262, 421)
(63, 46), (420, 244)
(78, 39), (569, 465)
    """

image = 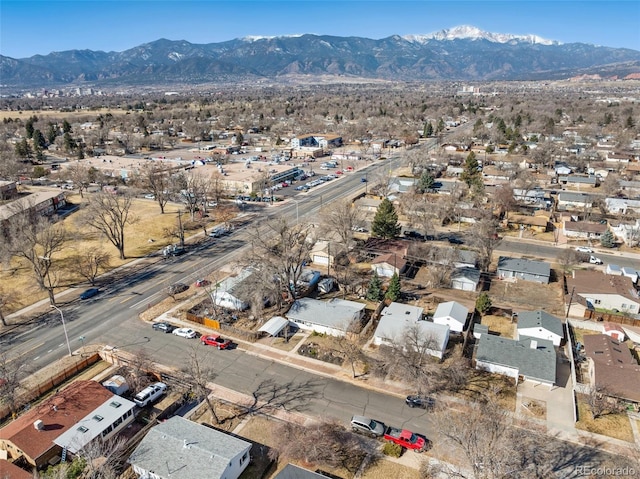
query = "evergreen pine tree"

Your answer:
(475, 292), (492, 314)
(423, 121), (433, 138)
(460, 151), (482, 189)
(385, 273), (401, 302)
(371, 198), (401, 239)
(366, 273), (384, 301)
(600, 229), (616, 248)
(417, 170), (435, 193)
